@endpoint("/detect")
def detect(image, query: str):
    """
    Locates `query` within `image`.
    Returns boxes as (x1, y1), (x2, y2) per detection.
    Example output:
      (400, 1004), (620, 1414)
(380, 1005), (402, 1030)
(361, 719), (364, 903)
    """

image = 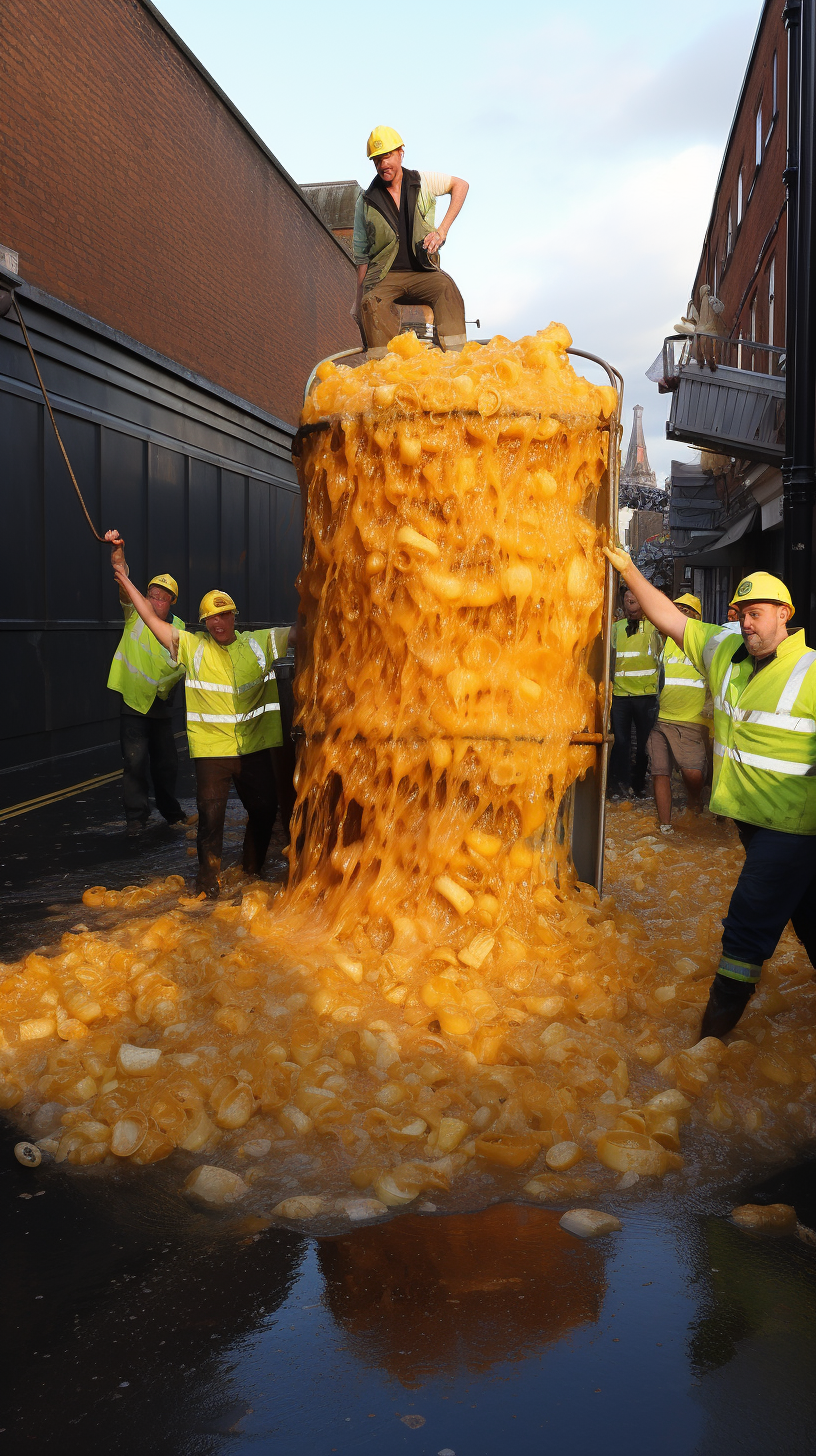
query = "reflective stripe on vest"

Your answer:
(181, 627), (286, 757)
(659, 638), (709, 724)
(705, 630), (816, 831)
(613, 620), (660, 694)
(107, 610), (184, 714)
(714, 740), (816, 775)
